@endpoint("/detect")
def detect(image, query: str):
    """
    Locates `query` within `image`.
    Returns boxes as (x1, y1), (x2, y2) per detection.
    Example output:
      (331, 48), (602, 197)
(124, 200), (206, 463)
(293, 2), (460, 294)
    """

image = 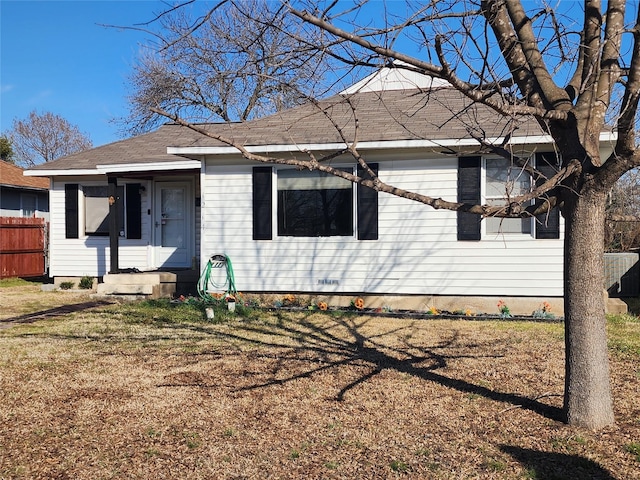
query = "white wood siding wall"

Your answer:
(201, 156), (564, 297)
(49, 177), (152, 277)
